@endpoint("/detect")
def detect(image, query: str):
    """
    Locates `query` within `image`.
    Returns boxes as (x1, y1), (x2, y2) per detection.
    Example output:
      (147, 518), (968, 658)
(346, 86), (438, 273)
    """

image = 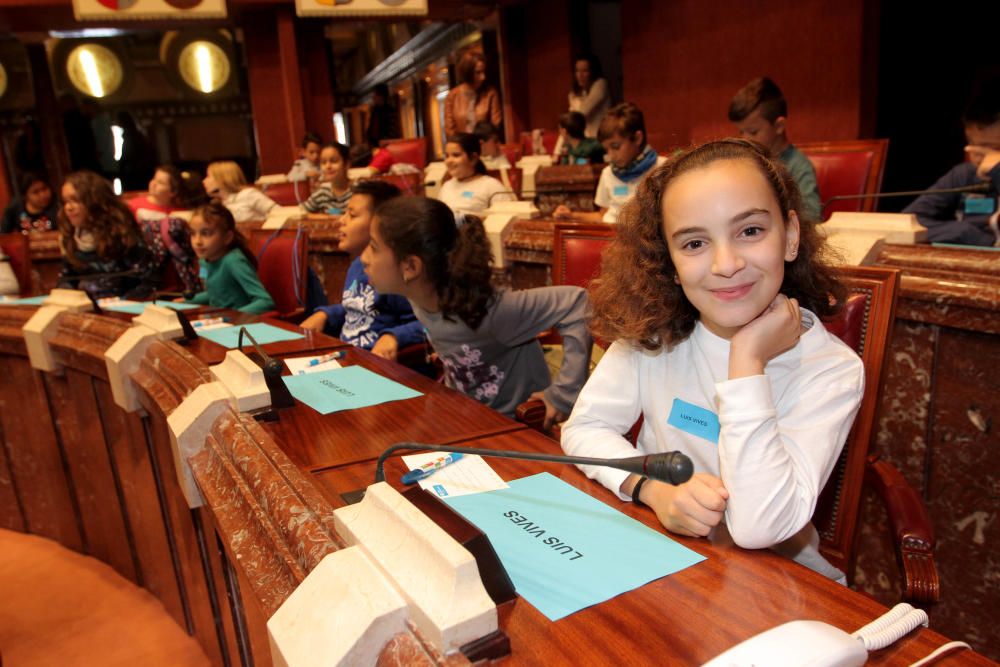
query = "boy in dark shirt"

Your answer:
(903, 81), (1000, 246)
